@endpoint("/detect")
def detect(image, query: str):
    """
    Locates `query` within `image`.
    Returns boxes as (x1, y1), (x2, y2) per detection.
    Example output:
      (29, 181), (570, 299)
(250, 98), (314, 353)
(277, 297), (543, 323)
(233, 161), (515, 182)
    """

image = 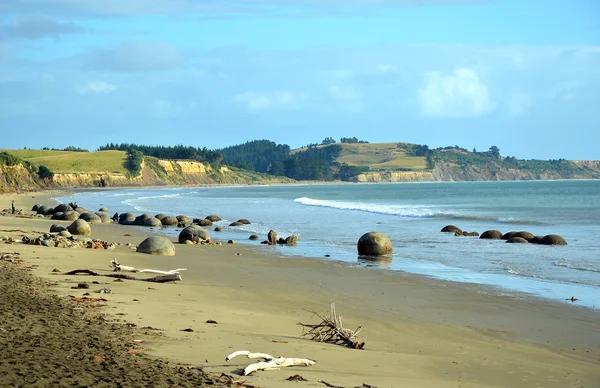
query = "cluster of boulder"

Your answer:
(21, 231), (116, 250)
(441, 225), (567, 245)
(31, 203), (111, 224)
